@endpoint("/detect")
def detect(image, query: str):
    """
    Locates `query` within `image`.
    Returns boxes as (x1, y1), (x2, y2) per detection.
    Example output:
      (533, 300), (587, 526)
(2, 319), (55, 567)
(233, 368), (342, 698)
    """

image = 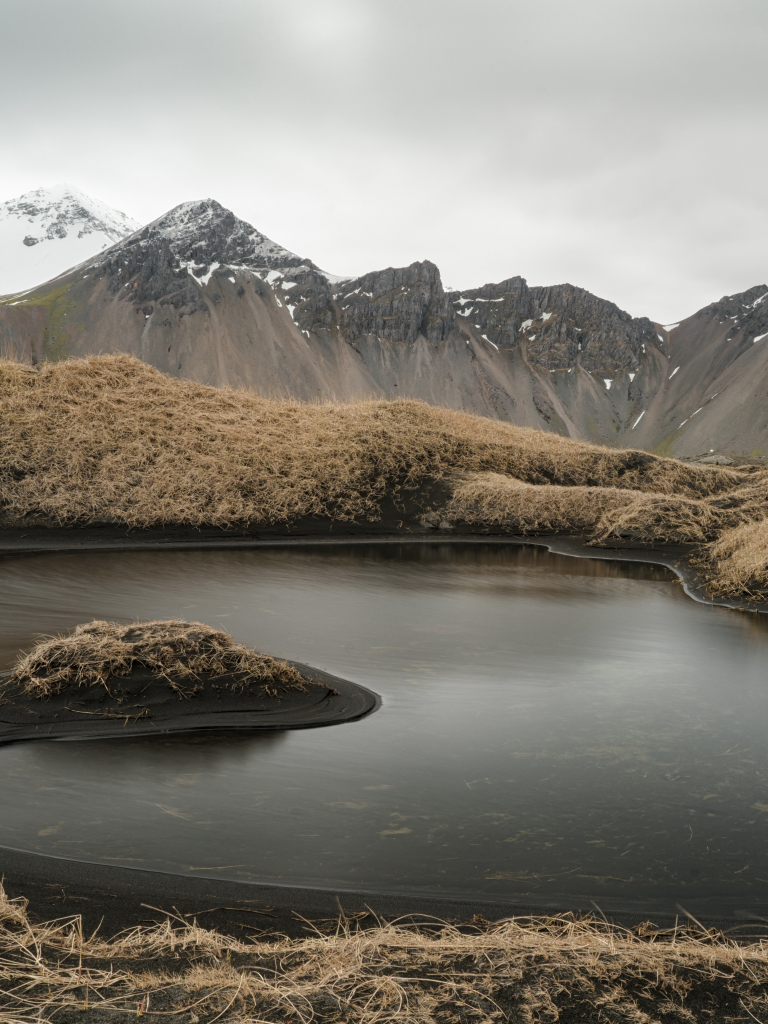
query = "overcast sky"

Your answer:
(0, 0), (765, 322)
